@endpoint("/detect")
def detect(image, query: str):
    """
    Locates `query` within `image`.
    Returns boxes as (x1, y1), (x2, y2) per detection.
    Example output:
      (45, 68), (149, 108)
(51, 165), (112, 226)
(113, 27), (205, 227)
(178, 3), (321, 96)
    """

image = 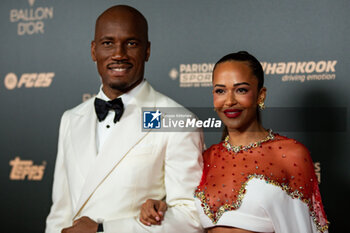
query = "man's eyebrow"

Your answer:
(214, 84), (225, 87)
(98, 36), (142, 42)
(98, 36), (114, 42)
(233, 82), (250, 87)
(126, 37), (141, 41)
